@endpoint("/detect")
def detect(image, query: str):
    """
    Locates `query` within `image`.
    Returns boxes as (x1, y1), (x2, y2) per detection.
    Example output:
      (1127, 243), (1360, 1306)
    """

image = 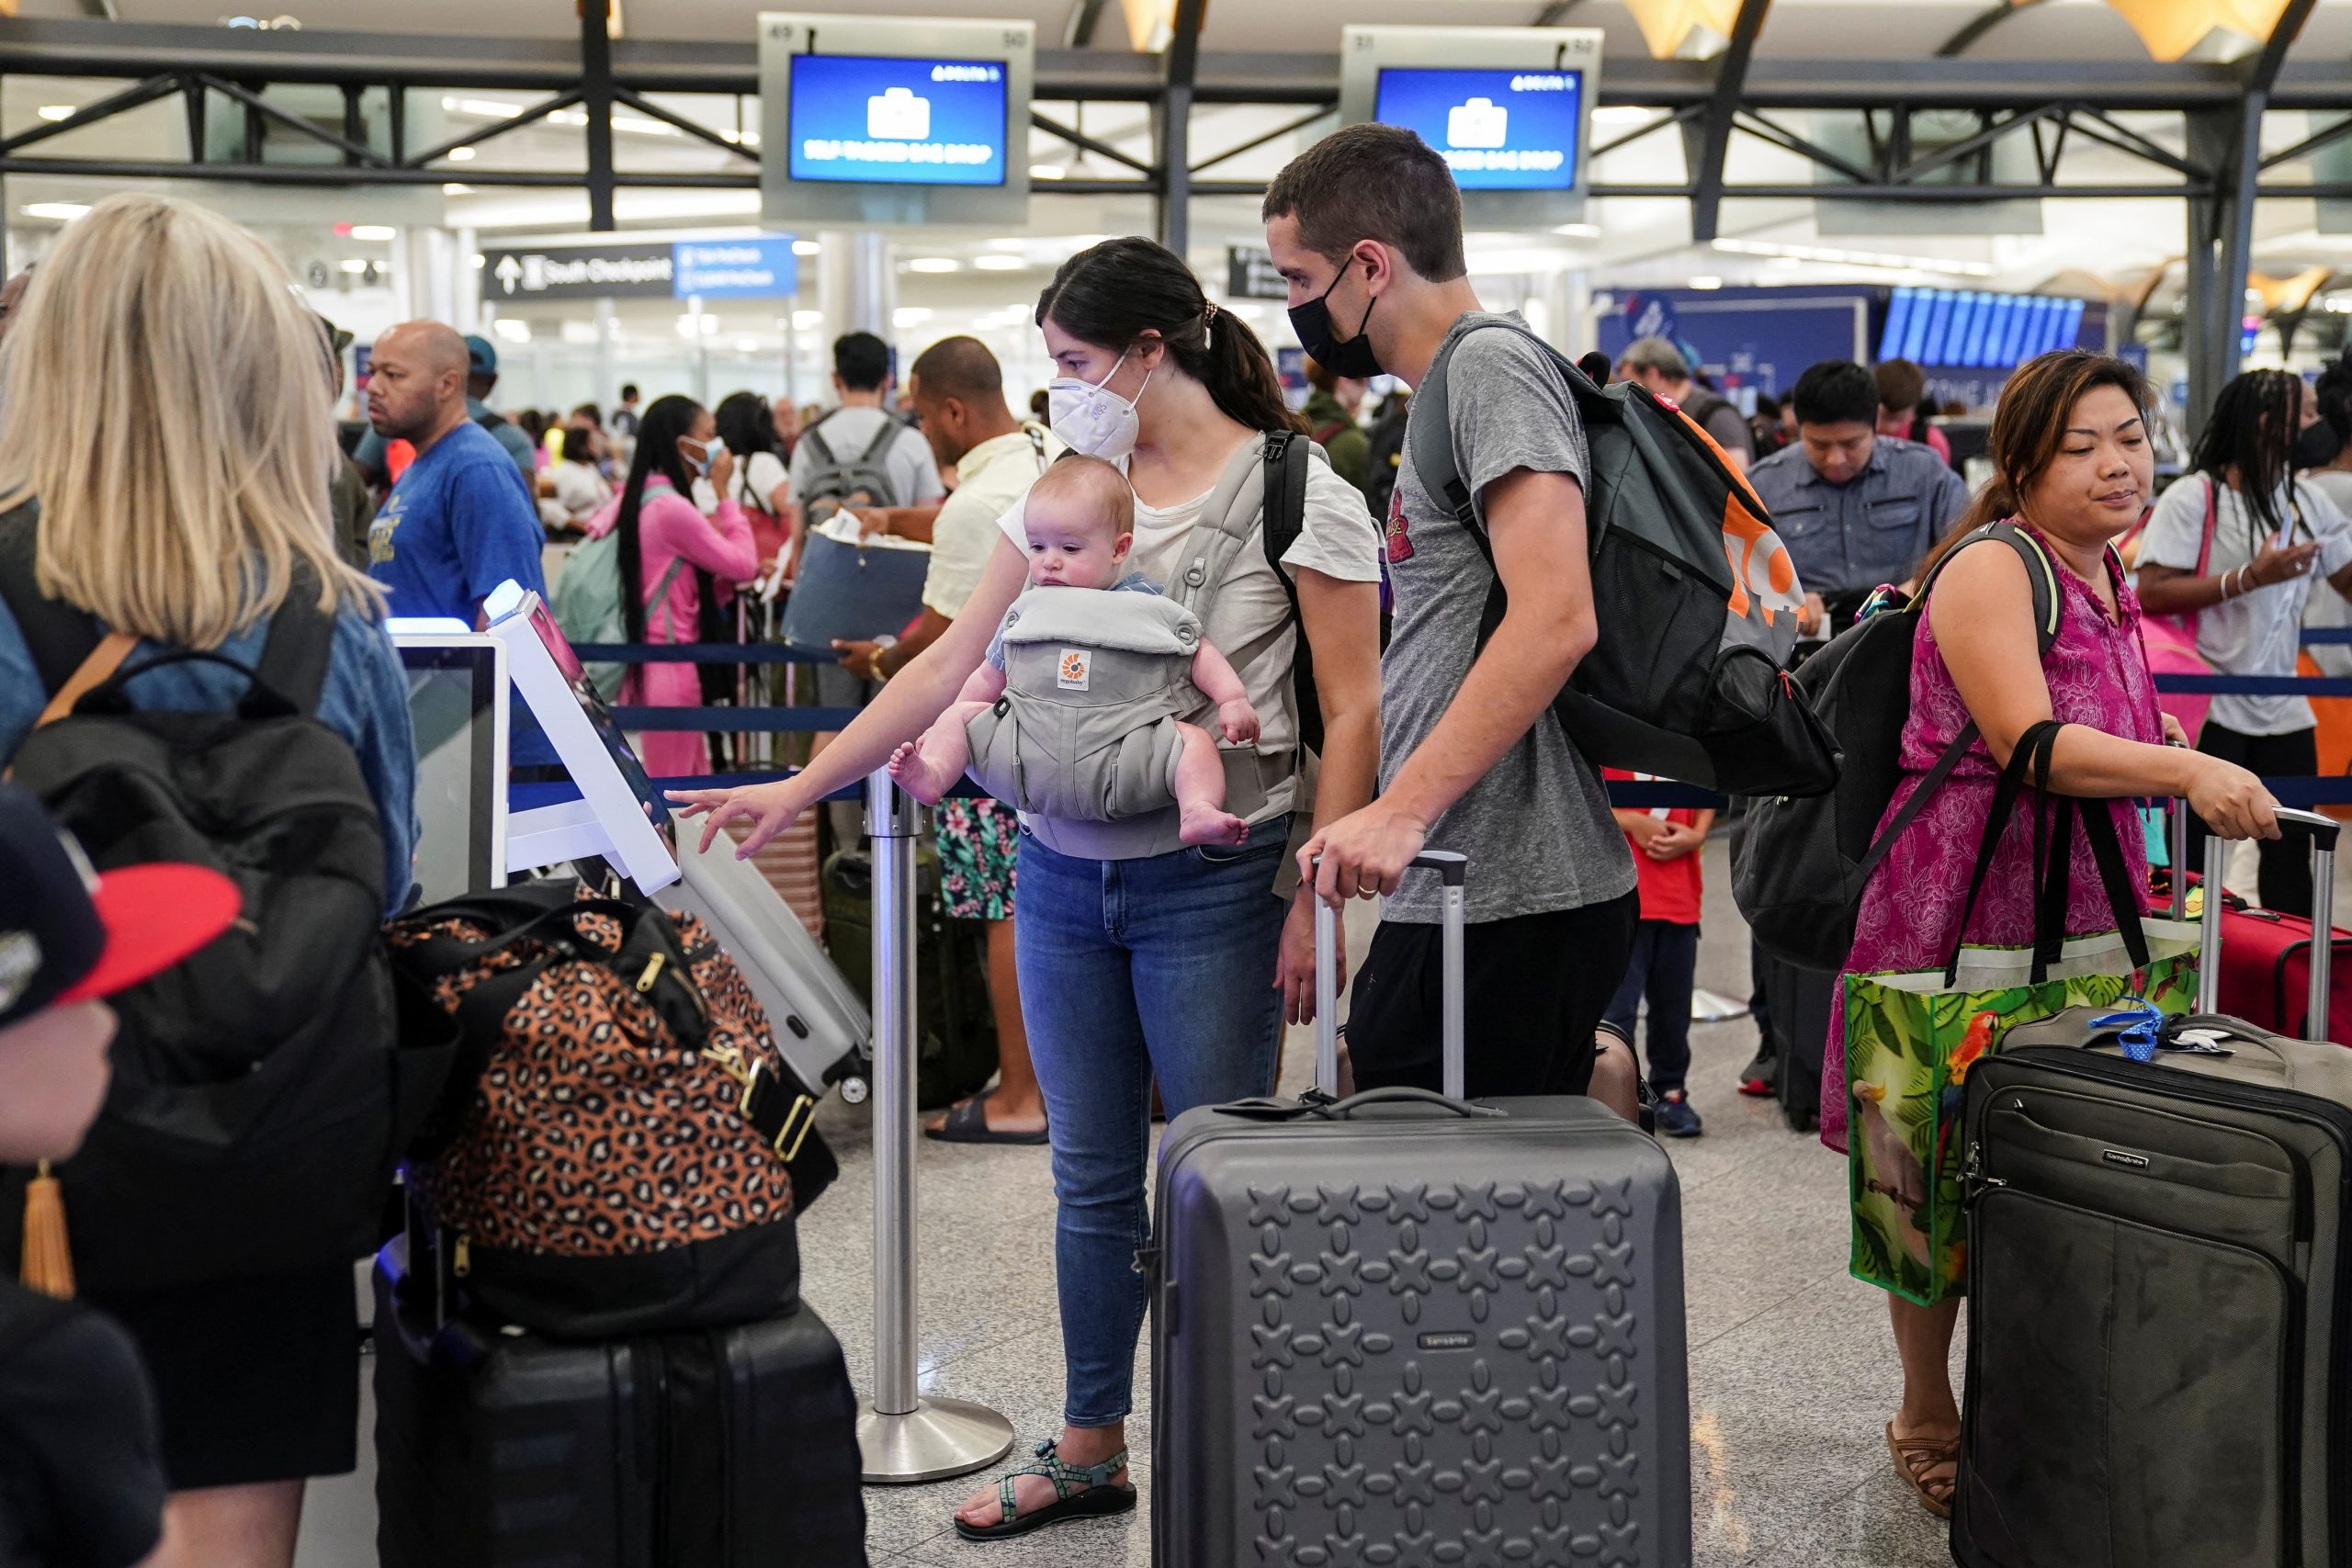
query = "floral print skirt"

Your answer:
(935, 798), (1019, 921)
